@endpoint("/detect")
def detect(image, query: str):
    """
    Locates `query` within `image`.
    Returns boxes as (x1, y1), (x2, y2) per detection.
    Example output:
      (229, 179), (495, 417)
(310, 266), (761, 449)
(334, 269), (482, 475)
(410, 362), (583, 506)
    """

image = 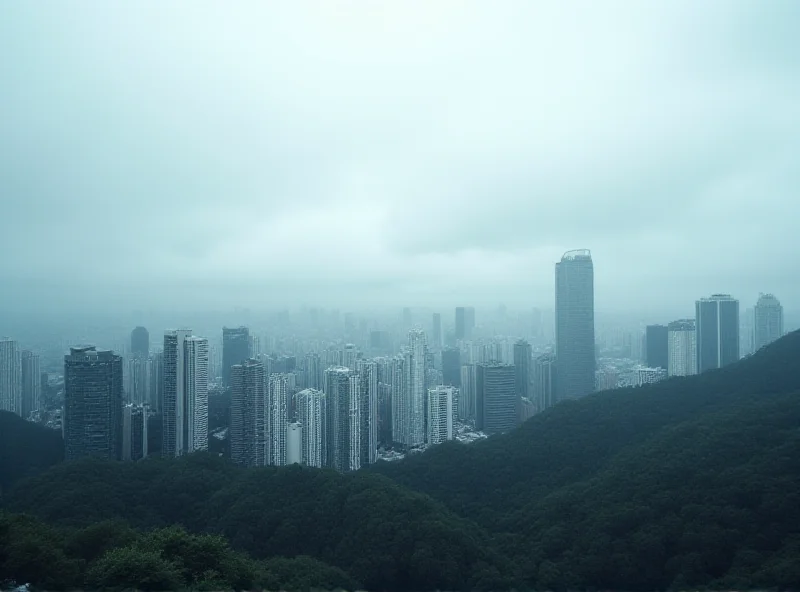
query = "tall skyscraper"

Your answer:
(183, 337), (209, 453)
(126, 356), (150, 405)
(390, 356), (406, 444)
(754, 293), (784, 352)
(441, 347), (461, 388)
(455, 307), (475, 341)
(267, 374), (289, 465)
(513, 340), (531, 402)
(404, 329), (428, 447)
(357, 359), (378, 466)
(427, 385), (456, 444)
(696, 294), (740, 373)
(324, 366), (361, 472)
(295, 388), (325, 467)
(122, 403), (148, 461)
(476, 362), (516, 435)
(377, 382), (392, 448)
(532, 354), (557, 412)
(304, 353), (322, 390)
(342, 343), (358, 370)
(148, 353), (163, 412)
(64, 346), (123, 461)
(668, 319), (697, 377)
(555, 250), (595, 400)
(431, 313), (443, 350)
(230, 359), (266, 467)
(163, 330), (208, 457)
(459, 364), (477, 421)
(0, 338), (21, 415)
(130, 327), (149, 358)
(645, 325), (669, 370)
(222, 326), (250, 387)
(21, 350), (41, 419)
